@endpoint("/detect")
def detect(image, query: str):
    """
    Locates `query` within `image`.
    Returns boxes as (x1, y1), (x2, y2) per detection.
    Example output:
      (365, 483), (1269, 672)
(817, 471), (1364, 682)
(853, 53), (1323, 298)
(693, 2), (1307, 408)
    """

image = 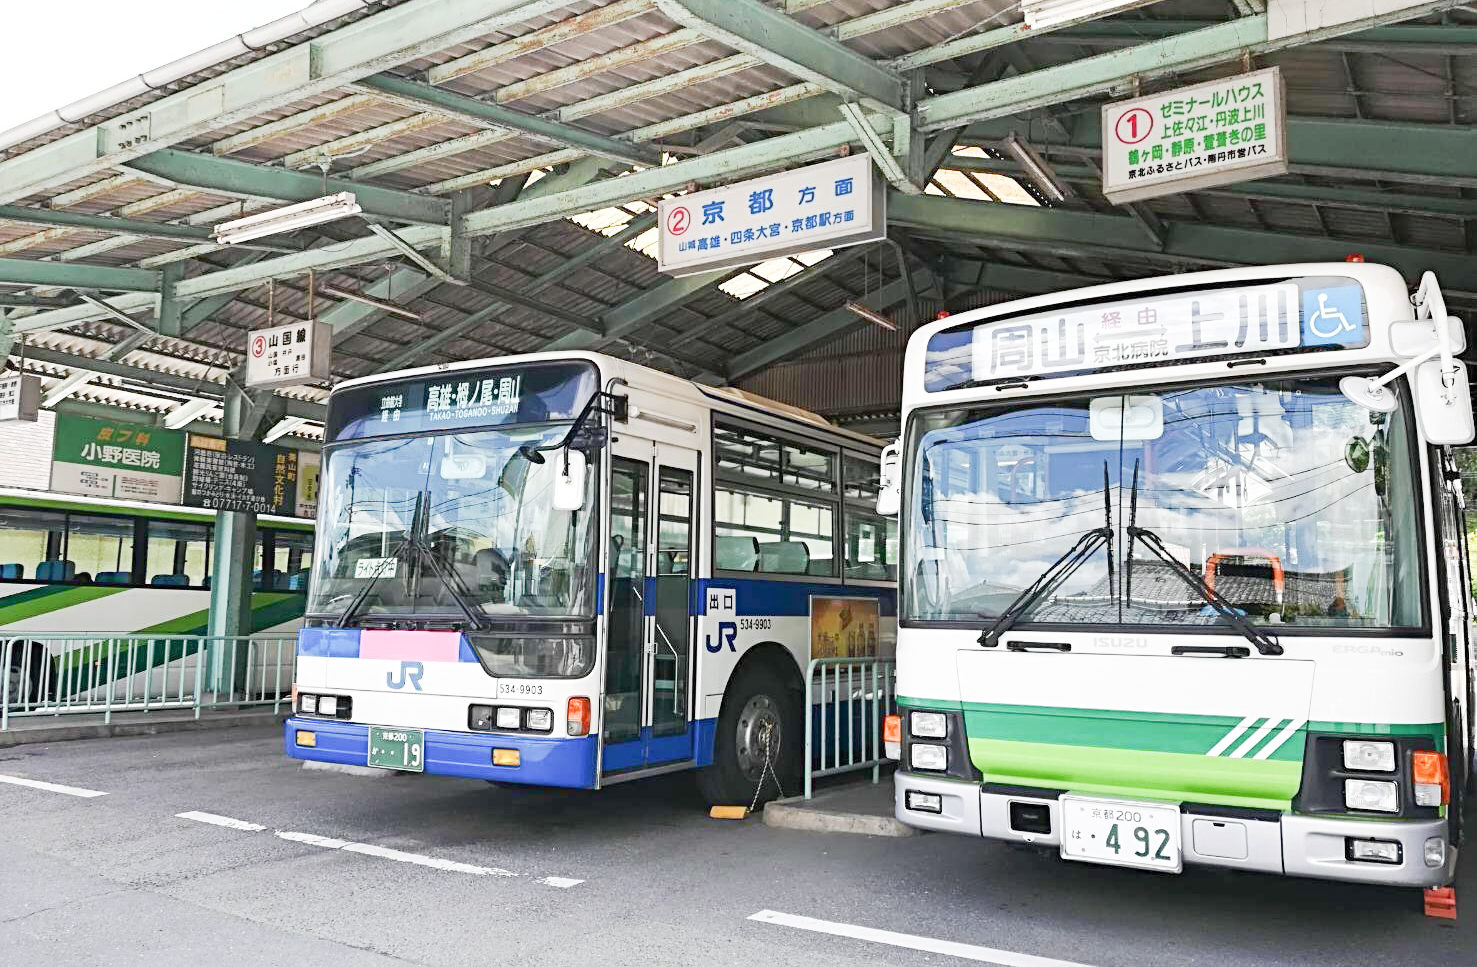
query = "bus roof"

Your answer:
(0, 486), (313, 528)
